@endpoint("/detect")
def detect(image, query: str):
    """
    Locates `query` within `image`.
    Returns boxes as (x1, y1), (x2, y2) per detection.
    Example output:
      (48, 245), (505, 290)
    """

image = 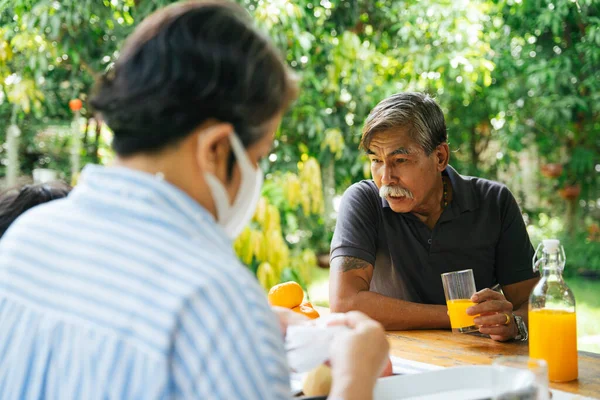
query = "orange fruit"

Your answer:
(292, 303), (320, 319)
(69, 99), (82, 111)
(268, 281), (304, 308)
